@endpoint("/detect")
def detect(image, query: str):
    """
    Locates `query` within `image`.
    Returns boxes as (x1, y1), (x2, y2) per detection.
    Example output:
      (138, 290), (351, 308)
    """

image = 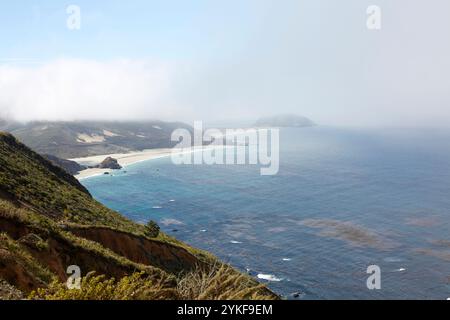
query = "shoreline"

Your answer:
(72, 148), (175, 180)
(71, 146), (220, 180)
(71, 129), (259, 180)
